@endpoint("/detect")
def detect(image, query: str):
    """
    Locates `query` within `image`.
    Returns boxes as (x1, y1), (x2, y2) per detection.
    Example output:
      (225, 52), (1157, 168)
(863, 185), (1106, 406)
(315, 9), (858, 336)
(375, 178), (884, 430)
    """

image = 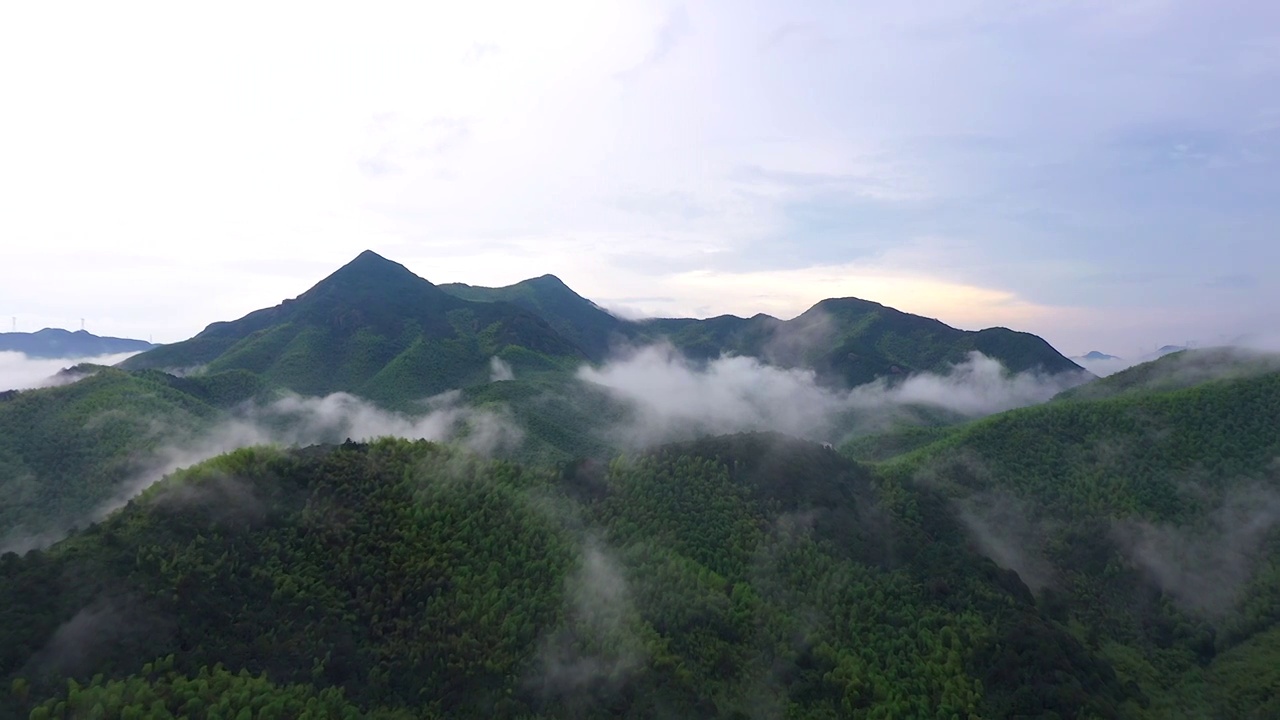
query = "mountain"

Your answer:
(0, 328), (153, 359)
(123, 251), (1084, 397)
(1056, 347), (1280, 402)
(0, 367), (264, 551)
(0, 252), (1088, 547)
(443, 273), (1085, 387)
(1, 434), (1143, 719)
(440, 275), (630, 361)
(1075, 350), (1121, 361)
(3, 247), (1279, 716)
(122, 251), (585, 405)
(879, 369), (1280, 716)
(634, 298), (1084, 387)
